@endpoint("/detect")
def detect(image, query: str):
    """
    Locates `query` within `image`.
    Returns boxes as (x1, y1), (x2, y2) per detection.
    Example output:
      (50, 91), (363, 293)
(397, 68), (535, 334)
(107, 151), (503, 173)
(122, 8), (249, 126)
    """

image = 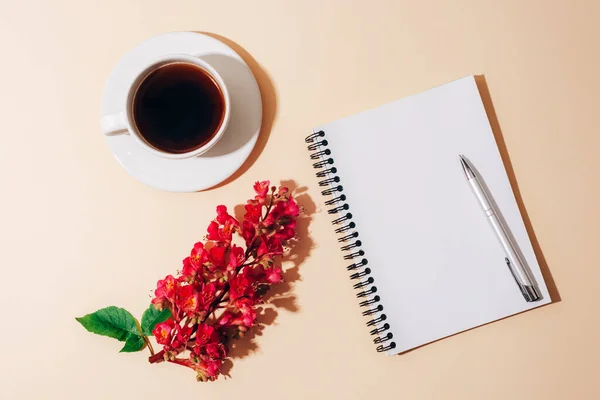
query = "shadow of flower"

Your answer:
(222, 180), (315, 377)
